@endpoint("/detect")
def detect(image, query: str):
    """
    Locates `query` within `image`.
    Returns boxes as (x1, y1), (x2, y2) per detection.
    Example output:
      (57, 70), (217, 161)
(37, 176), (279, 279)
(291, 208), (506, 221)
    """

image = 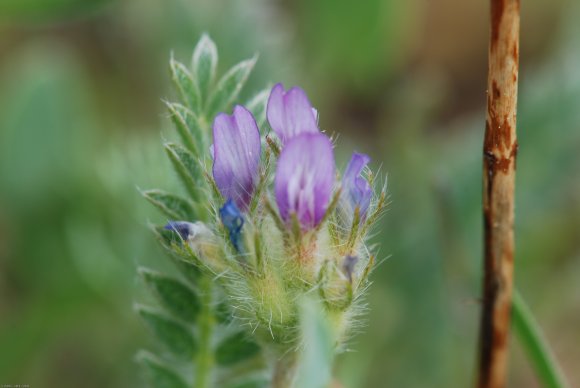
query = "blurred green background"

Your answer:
(1, 0), (579, 387)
